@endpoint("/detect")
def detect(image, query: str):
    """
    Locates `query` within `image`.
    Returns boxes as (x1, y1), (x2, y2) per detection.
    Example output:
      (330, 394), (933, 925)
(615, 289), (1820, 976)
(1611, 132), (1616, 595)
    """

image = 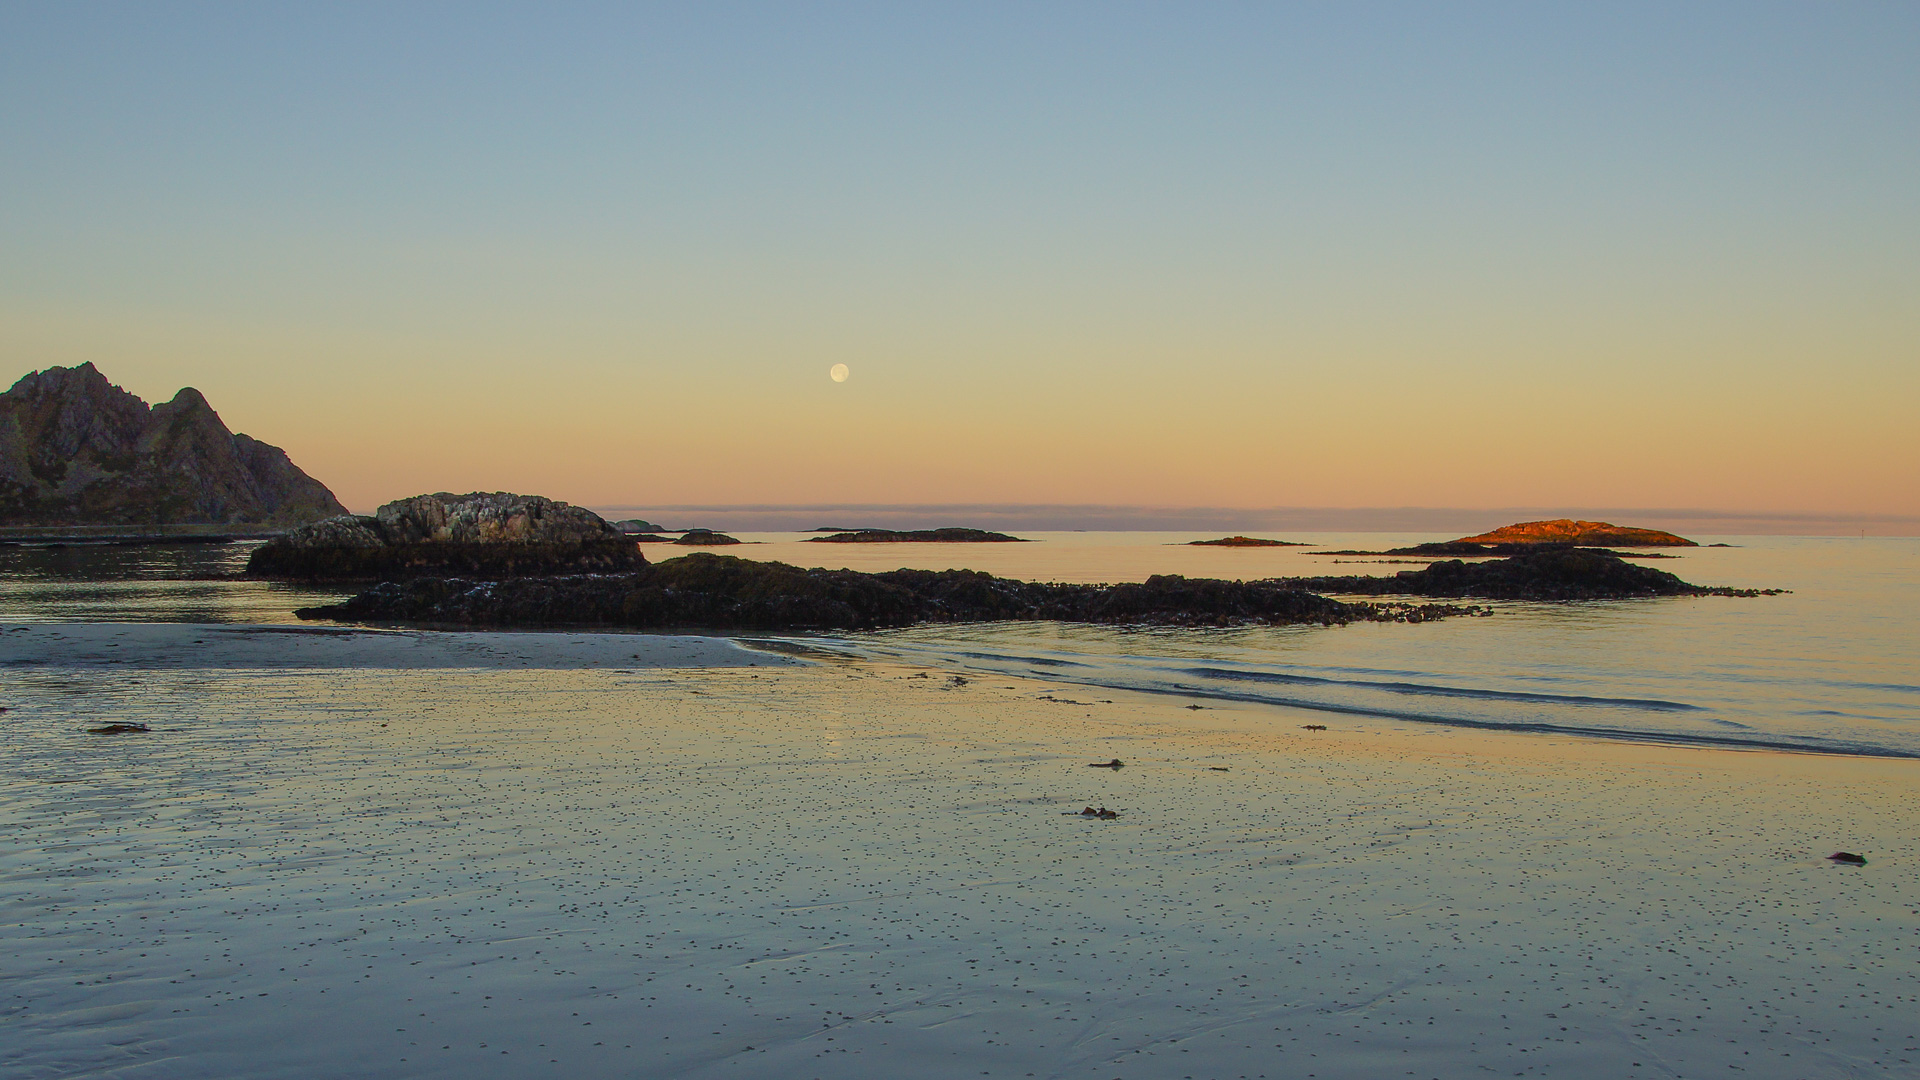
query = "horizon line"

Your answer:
(580, 503), (1919, 536)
